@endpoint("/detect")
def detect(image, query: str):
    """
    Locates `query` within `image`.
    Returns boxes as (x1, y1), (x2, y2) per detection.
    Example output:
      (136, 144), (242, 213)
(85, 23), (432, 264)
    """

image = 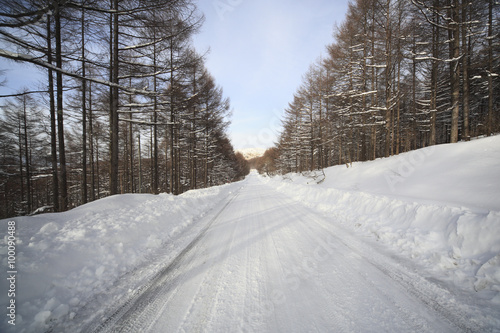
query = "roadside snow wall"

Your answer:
(0, 182), (240, 333)
(263, 135), (500, 302)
